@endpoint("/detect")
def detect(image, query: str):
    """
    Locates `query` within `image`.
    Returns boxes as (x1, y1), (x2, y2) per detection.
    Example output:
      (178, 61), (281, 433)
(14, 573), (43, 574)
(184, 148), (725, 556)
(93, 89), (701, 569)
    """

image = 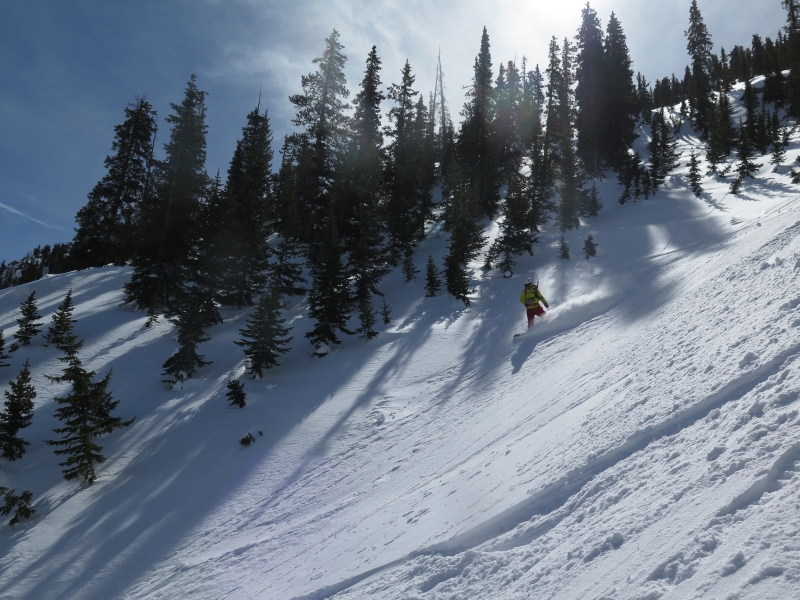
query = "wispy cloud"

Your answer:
(0, 201), (71, 233)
